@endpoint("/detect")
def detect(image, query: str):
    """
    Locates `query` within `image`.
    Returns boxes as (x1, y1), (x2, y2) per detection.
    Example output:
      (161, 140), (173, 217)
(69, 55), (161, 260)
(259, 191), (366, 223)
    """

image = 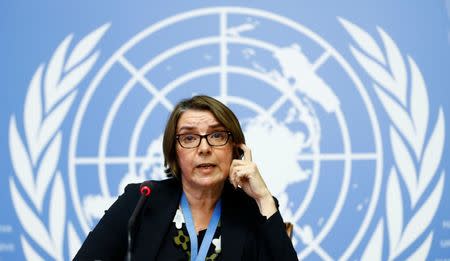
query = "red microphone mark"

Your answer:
(140, 185), (151, 197)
